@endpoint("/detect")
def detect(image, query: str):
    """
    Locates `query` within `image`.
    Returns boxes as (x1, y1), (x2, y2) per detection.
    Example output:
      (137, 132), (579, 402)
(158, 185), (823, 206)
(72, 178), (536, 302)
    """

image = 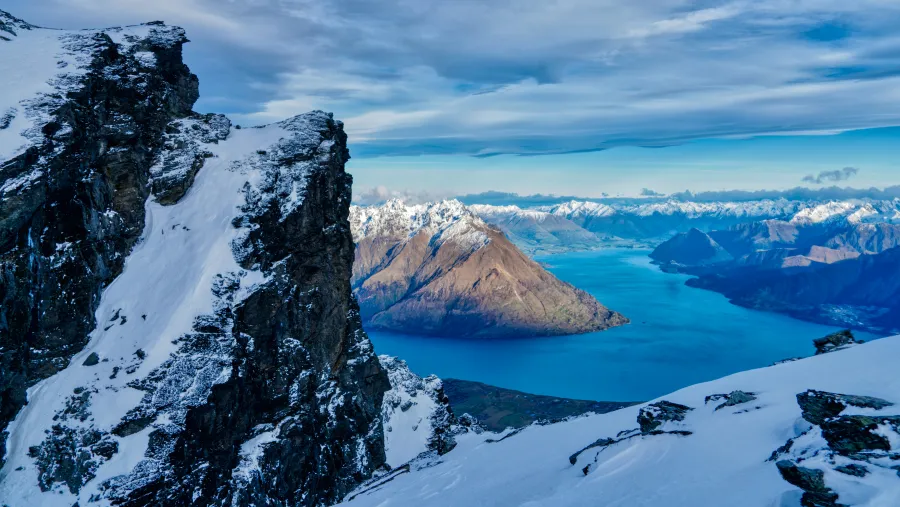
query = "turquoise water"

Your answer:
(368, 249), (881, 402)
